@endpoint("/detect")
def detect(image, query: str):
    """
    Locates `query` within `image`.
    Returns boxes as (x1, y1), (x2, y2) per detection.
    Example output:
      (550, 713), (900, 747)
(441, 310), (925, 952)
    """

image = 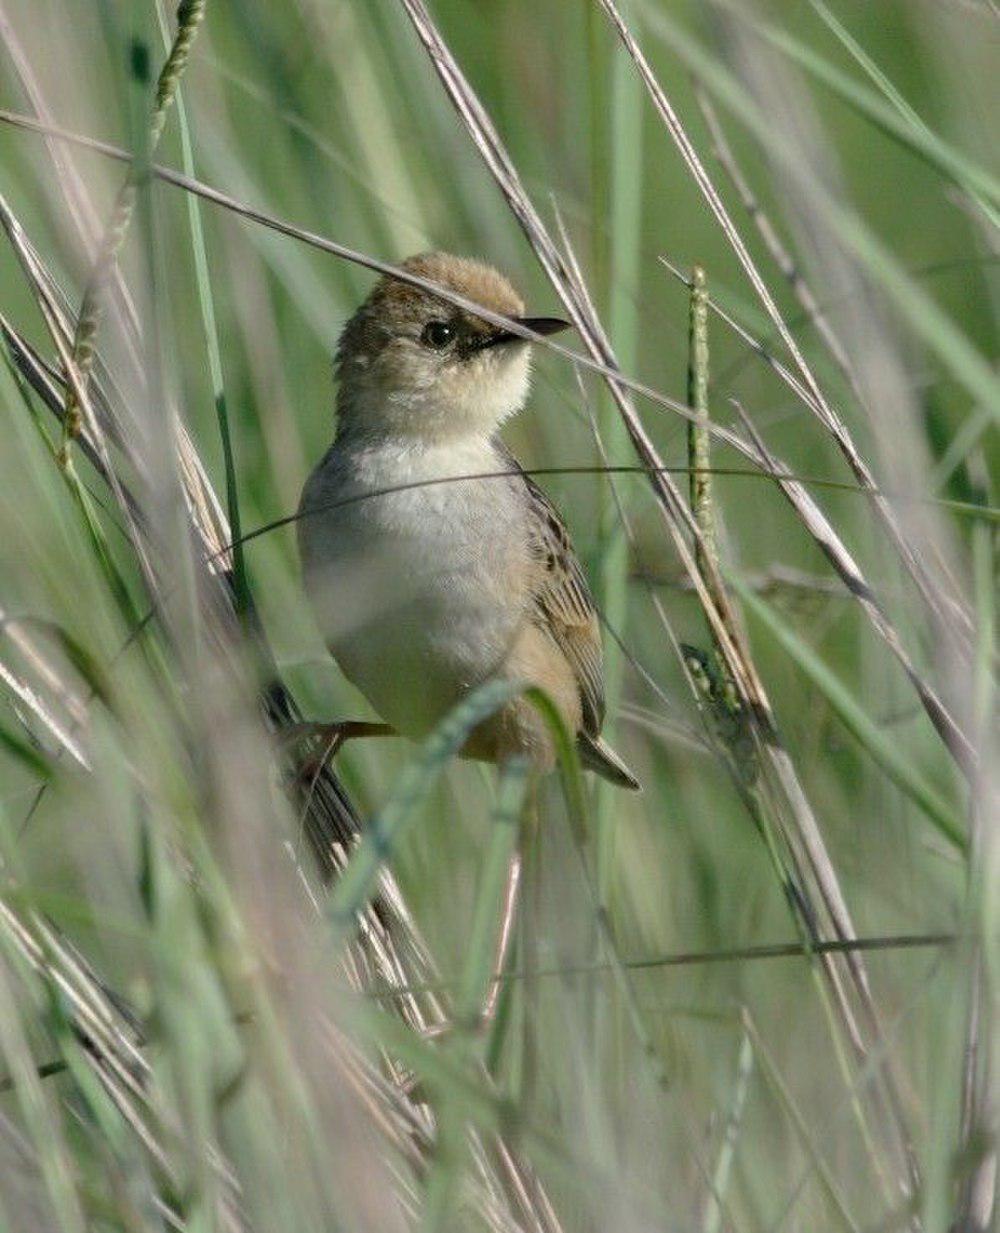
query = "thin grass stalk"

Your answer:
(328, 680), (522, 931)
(954, 519), (998, 1230)
(0, 649), (89, 771)
(599, 0), (978, 662)
(152, 0), (248, 616)
(741, 1010), (861, 1232)
(681, 271), (908, 1200)
(455, 763), (530, 1033)
(749, 0), (1000, 231)
(0, 894), (236, 1230)
(0, 192), (159, 606)
(0, 955), (87, 1233)
(0, 2), (110, 269)
(693, 87), (858, 392)
(368, 933), (954, 999)
(687, 268), (720, 587)
(422, 759), (529, 1232)
(700, 1028), (753, 1233)
(593, 0), (643, 905)
(65, 0), (207, 444)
